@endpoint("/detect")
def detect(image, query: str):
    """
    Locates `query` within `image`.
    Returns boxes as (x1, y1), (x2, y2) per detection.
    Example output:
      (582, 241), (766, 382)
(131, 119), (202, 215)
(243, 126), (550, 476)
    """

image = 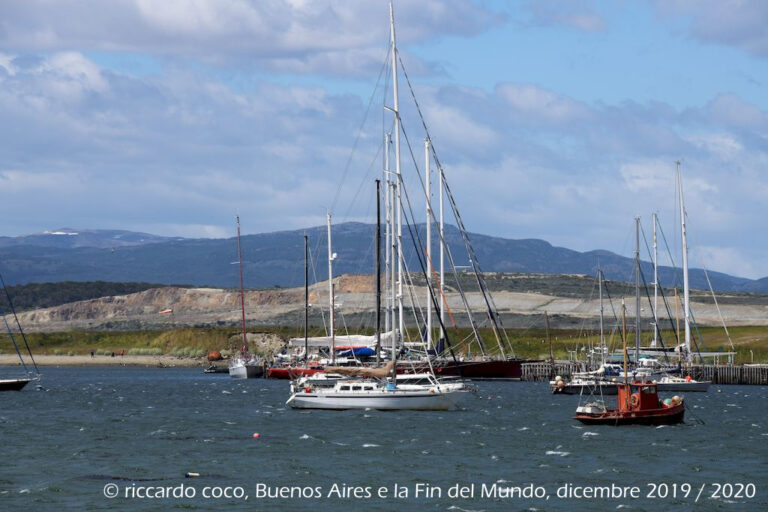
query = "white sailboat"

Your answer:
(228, 216), (264, 379)
(656, 161), (710, 392)
(286, 1), (464, 410)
